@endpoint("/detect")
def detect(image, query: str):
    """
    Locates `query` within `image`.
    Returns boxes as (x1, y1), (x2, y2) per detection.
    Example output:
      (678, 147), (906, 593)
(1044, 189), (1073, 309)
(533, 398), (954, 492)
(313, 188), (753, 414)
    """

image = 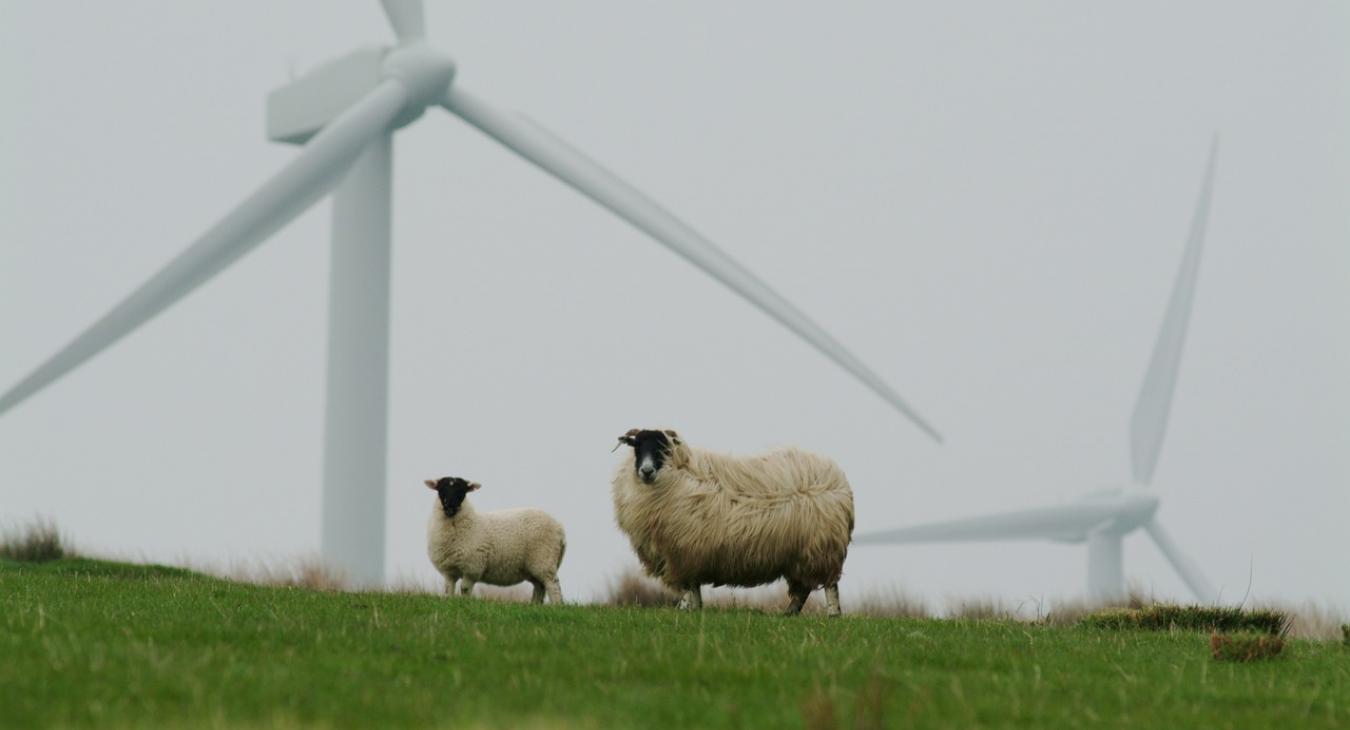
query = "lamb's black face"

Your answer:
(618, 429), (676, 484)
(425, 476), (479, 518)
